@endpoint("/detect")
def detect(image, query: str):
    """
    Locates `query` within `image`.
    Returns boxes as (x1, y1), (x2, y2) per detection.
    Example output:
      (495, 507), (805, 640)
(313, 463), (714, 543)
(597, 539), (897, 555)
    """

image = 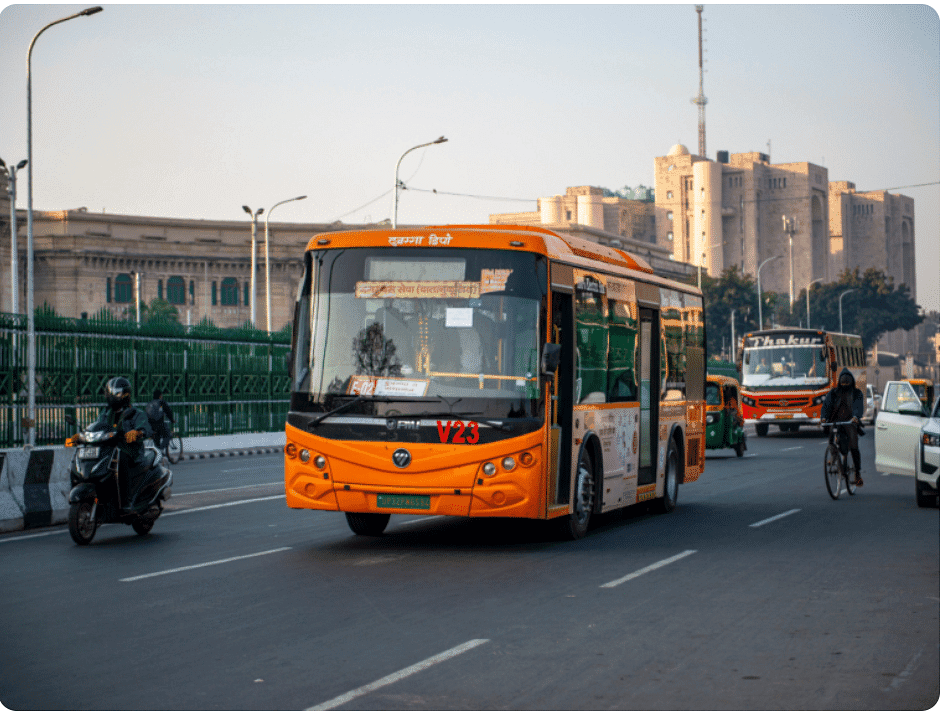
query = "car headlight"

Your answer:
(922, 432), (940, 447)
